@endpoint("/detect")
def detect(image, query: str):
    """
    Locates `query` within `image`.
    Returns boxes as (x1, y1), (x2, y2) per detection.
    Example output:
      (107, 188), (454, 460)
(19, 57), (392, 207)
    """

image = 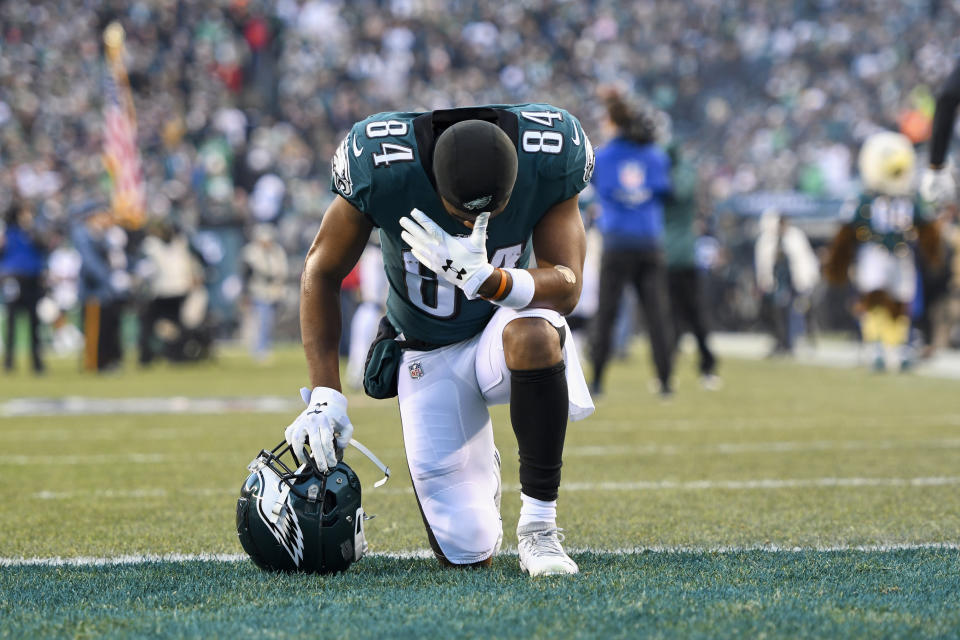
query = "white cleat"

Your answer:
(517, 522), (579, 576)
